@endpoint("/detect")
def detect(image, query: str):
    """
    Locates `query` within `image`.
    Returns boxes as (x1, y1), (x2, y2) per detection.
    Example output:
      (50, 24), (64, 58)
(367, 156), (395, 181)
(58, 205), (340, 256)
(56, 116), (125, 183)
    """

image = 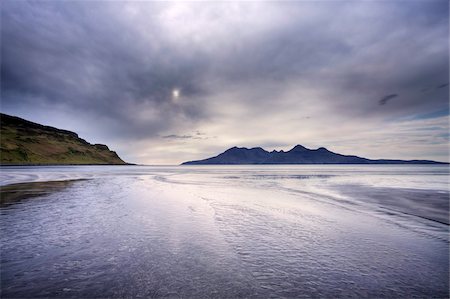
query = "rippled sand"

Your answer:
(1, 165), (448, 298)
